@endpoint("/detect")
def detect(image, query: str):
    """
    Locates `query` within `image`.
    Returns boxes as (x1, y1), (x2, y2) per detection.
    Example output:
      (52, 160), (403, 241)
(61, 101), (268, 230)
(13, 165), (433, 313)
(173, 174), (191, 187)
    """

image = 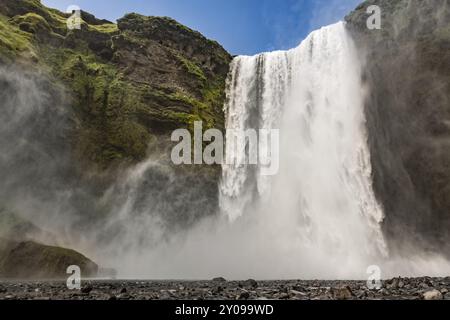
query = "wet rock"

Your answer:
(243, 279), (258, 289)
(0, 278), (449, 300)
(356, 290), (367, 299)
(386, 277), (402, 290)
(333, 286), (353, 300)
(279, 293), (290, 300)
(290, 290), (307, 299)
(212, 286), (223, 294)
(238, 290), (250, 300)
(81, 285), (93, 294)
(422, 289), (443, 300)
